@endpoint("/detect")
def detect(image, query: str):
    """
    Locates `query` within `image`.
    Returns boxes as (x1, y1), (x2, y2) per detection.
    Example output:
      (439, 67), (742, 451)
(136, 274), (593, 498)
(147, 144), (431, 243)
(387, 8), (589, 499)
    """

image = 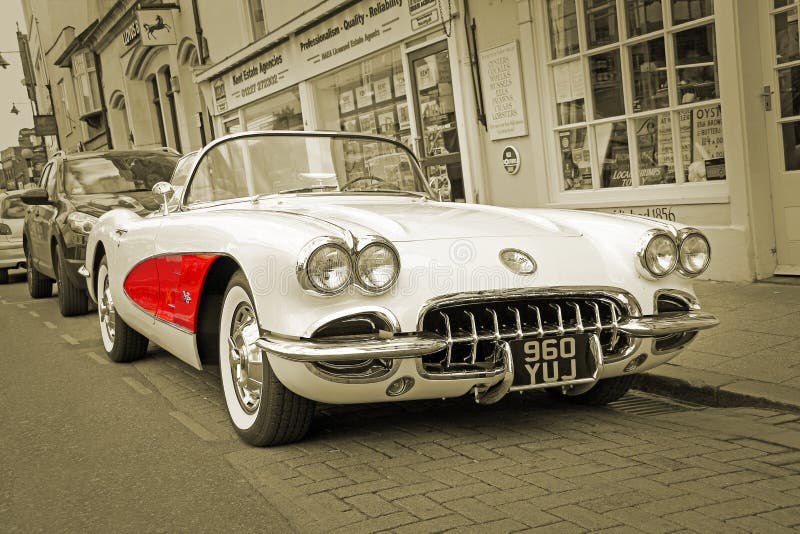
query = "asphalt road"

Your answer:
(1, 271), (799, 533)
